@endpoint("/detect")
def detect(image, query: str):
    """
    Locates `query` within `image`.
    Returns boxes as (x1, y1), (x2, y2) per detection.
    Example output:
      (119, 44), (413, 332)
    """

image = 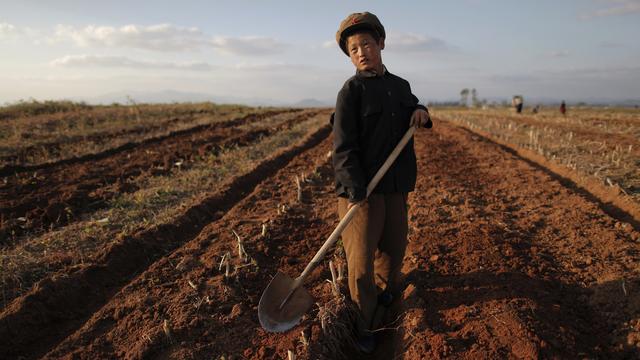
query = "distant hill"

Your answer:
(82, 90), (289, 107)
(85, 90), (214, 104)
(79, 90), (336, 108)
(292, 98), (331, 108)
